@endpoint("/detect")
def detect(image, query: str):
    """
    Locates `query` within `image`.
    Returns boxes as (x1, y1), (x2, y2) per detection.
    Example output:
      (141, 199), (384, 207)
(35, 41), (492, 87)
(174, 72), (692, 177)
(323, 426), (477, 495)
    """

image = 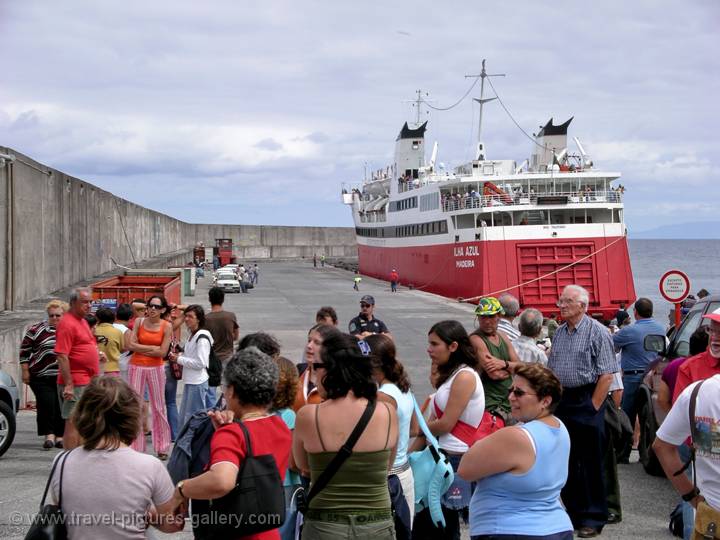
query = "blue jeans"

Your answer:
(205, 385), (218, 409)
(164, 364), (180, 441)
(620, 373), (643, 428)
(678, 443), (694, 540)
(180, 381), (209, 427)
